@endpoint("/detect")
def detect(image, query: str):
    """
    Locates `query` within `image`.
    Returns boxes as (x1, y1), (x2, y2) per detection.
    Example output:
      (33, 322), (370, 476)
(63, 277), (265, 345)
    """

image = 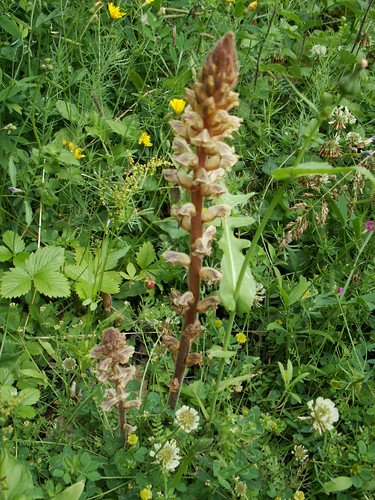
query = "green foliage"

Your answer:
(0, 0), (374, 498)
(0, 246), (70, 298)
